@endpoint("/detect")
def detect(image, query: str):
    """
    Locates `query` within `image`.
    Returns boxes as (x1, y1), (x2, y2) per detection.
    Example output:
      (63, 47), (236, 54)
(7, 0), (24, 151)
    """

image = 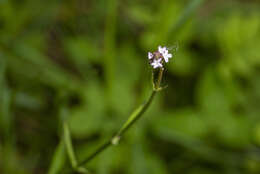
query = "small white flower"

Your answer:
(158, 46), (172, 63)
(158, 46), (167, 55)
(162, 50), (172, 63)
(147, 45), (174, 69)
(151, 58), (162, 69)
(148, 52), (153, 59)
